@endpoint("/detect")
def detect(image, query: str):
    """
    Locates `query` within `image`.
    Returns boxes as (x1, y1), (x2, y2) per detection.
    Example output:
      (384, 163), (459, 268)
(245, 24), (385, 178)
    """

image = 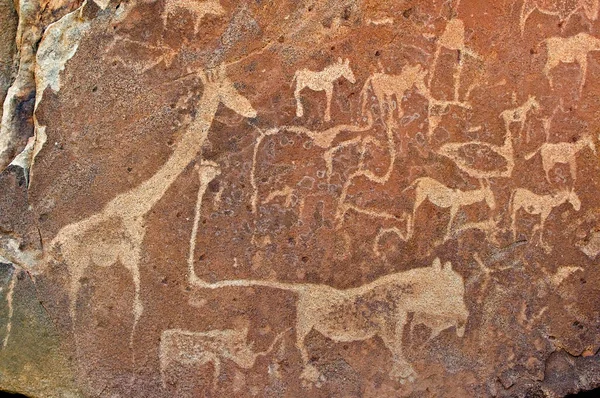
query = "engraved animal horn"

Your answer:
(432, 257), (442, 270)
(345, 58), (349, 65)
(338, 57), (343, 63)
